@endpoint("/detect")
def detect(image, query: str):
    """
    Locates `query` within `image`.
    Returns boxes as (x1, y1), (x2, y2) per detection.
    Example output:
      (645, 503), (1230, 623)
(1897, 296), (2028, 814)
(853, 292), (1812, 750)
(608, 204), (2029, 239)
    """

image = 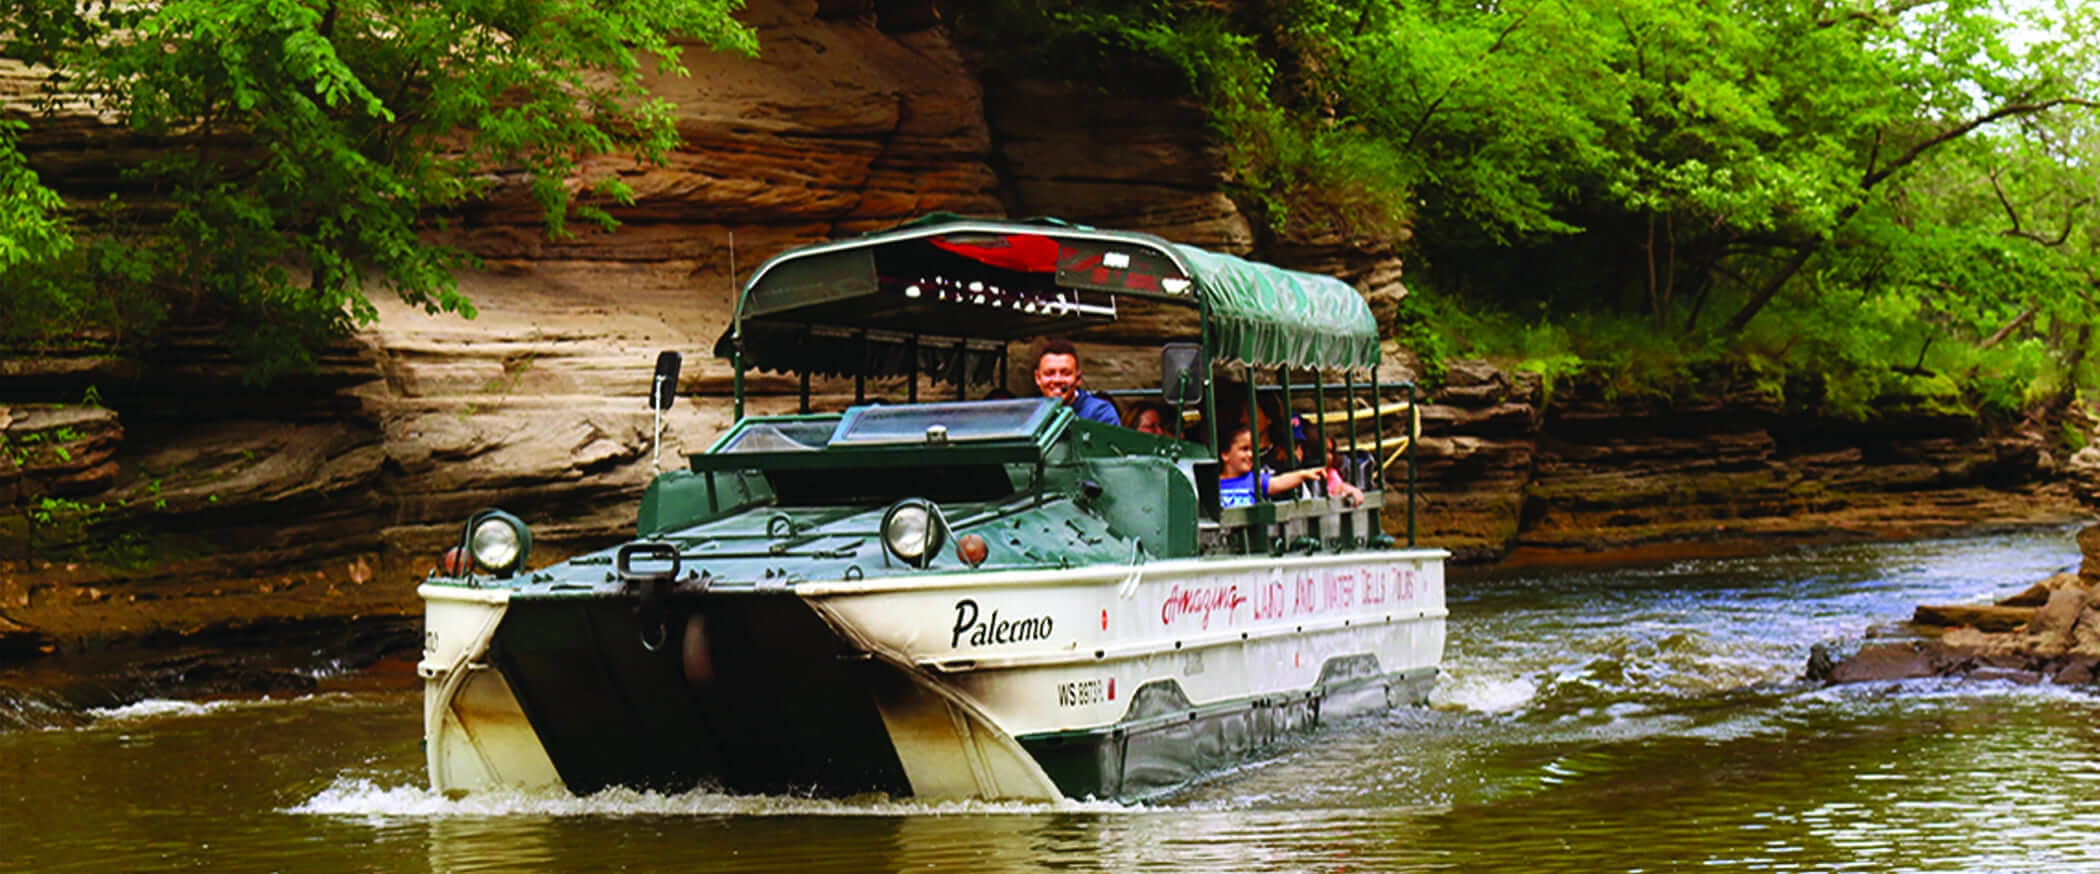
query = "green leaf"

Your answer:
(2, 0), (758, 382)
